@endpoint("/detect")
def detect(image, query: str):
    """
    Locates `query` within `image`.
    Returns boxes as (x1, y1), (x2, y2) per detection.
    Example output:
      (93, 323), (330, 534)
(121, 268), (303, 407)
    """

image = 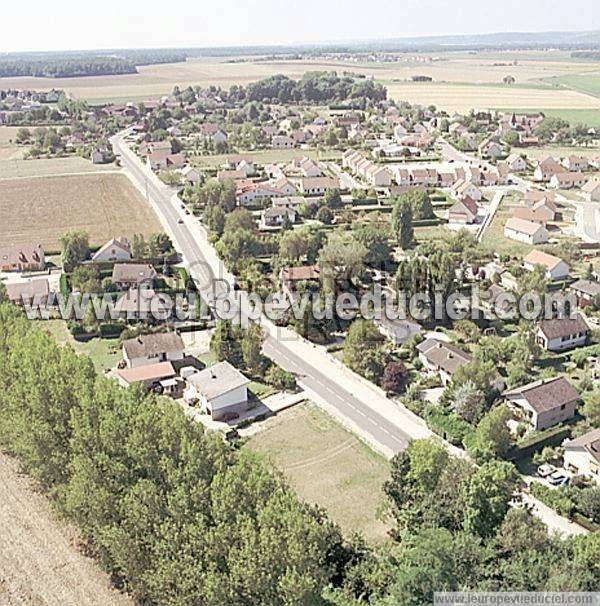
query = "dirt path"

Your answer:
(0, 452), (134, 606)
